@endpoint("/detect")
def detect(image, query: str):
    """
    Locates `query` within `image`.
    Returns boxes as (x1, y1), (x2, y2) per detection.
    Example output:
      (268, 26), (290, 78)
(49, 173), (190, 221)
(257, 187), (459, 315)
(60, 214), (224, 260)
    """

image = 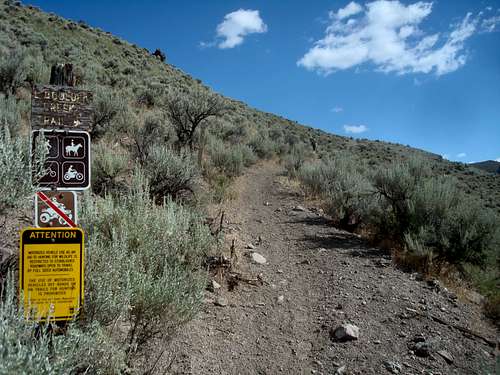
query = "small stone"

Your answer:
(251, 252), (267, 264)
(211, 280), (221, 290)
(214, 296), (228, 307)
(437, 350), (454, 364)
(331, 323), (360, 342)
(373, 340), (382, 345)
(264, 201), (271, 206)
(293, 205), (307, 212)
(383, 360), (402, 374)
(277, 269), (284, 273)
(334, 365), (346, 375)
(246, 243), (256, 249)
(277, 295), (285, 304)
(412, 341), (431, 357)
